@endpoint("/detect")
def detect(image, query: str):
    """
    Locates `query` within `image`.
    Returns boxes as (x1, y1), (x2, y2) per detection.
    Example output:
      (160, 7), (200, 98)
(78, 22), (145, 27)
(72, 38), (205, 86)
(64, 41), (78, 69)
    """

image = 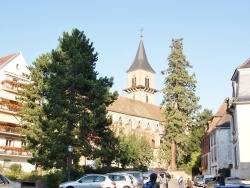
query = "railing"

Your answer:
(0, 125), (21, 134)
(0, 149), (32, 157)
